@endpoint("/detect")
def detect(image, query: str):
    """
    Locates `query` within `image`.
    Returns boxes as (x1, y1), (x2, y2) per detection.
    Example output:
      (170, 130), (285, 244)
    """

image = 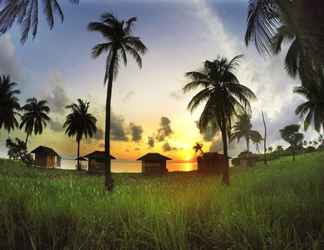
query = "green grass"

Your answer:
(0, 153), (323, 250)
